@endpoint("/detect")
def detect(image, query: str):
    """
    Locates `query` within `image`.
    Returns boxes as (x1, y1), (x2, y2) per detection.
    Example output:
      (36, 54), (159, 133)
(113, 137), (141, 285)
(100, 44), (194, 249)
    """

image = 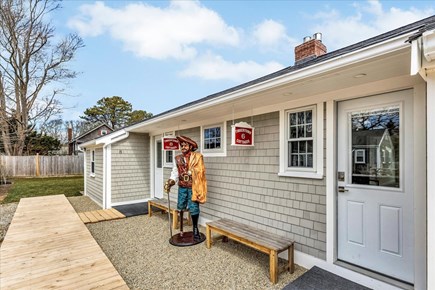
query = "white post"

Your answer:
(427, 70), (435, 290)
